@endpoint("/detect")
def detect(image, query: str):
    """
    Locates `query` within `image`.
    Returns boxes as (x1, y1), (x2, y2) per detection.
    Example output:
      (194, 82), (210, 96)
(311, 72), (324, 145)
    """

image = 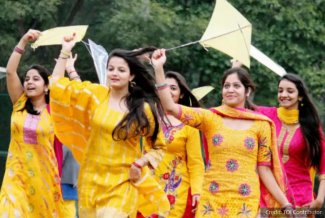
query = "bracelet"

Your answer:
(281, 203), (293, 211)
(14, 47), (25, 55)
(68, 70), (77, 75)
(132, 162), (142, 169)
(70, 75), (80, 81)
(60, 50), (71, 57)
(319, 174), (325, 181)
(155, 83), (168, 91)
